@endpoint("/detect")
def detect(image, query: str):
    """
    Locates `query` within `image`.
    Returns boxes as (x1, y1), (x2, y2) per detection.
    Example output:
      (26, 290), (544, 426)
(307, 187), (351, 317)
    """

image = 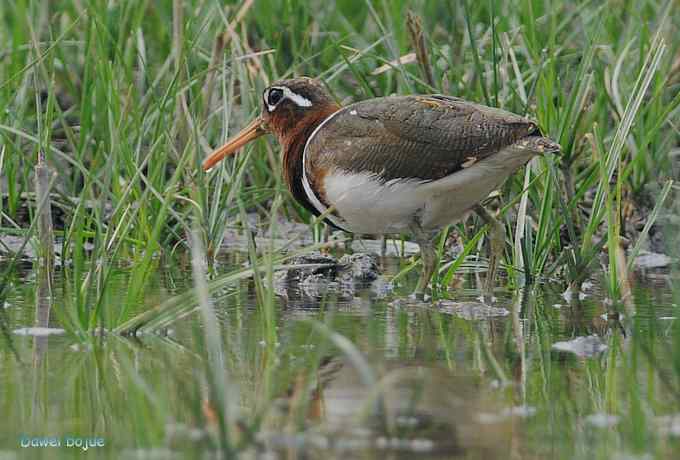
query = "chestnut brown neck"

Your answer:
(279, 105), (339, 217)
